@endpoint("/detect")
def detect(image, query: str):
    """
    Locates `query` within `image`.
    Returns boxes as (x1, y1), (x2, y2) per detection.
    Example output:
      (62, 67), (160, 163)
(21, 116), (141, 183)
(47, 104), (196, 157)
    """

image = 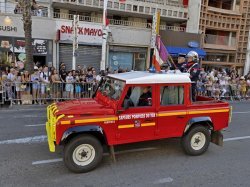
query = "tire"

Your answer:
(181, 126), (210, 156)
(63, 135), (103, 173)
